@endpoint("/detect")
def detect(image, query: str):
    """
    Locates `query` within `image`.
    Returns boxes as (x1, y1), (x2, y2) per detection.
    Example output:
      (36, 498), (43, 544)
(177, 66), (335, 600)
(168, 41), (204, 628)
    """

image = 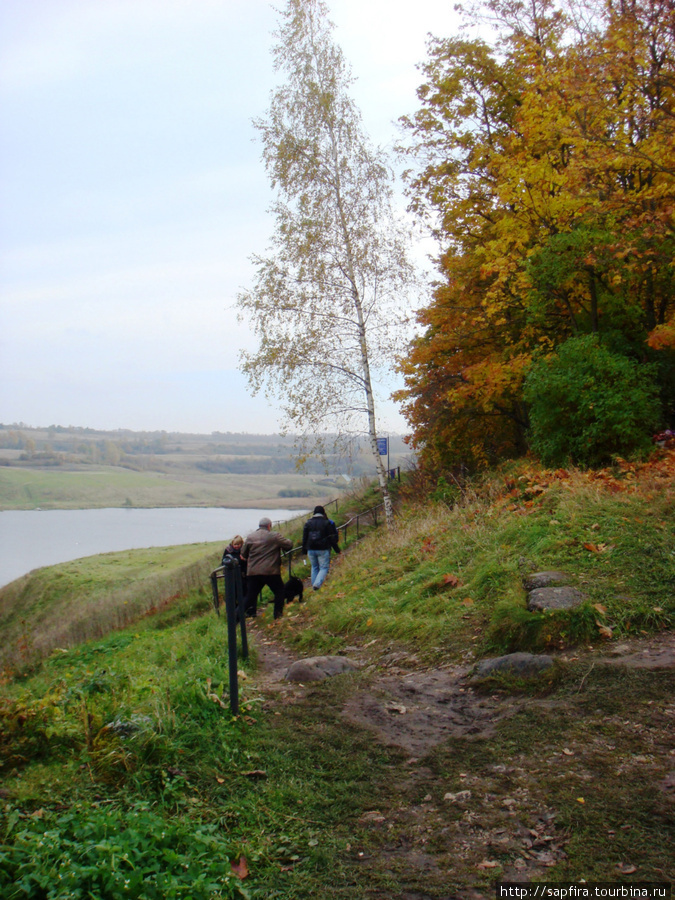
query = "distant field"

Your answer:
(0, 466), (335, 510)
